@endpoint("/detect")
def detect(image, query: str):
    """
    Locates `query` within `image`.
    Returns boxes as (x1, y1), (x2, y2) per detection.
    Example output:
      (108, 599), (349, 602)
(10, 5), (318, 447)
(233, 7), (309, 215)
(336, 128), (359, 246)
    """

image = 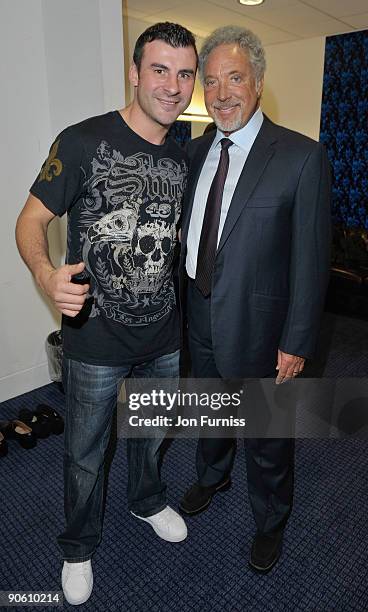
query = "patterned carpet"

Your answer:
(1, 313), (368, 611)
